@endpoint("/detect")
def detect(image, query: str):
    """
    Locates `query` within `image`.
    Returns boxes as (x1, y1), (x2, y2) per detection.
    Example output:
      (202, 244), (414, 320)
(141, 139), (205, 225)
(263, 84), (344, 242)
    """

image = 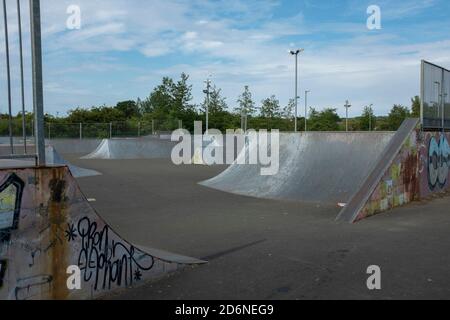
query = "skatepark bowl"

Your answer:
(3, 122), (450, 299)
